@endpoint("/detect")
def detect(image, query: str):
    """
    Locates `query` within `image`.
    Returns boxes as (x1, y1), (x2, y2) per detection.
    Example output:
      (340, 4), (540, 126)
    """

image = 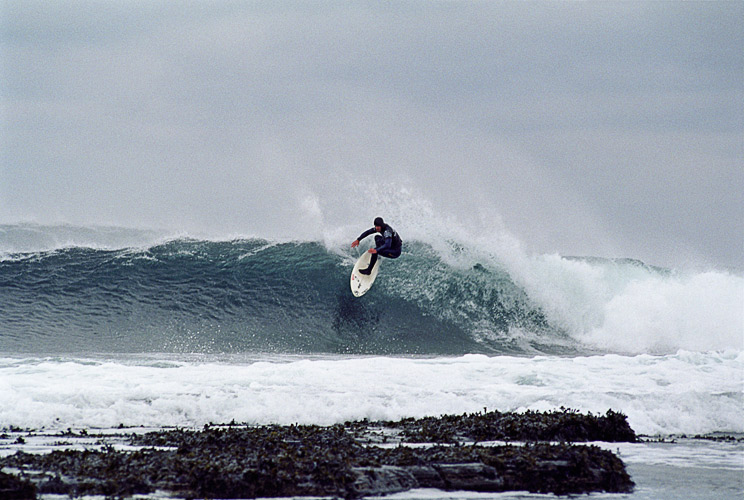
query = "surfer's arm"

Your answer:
(356, 228), (376, 242)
